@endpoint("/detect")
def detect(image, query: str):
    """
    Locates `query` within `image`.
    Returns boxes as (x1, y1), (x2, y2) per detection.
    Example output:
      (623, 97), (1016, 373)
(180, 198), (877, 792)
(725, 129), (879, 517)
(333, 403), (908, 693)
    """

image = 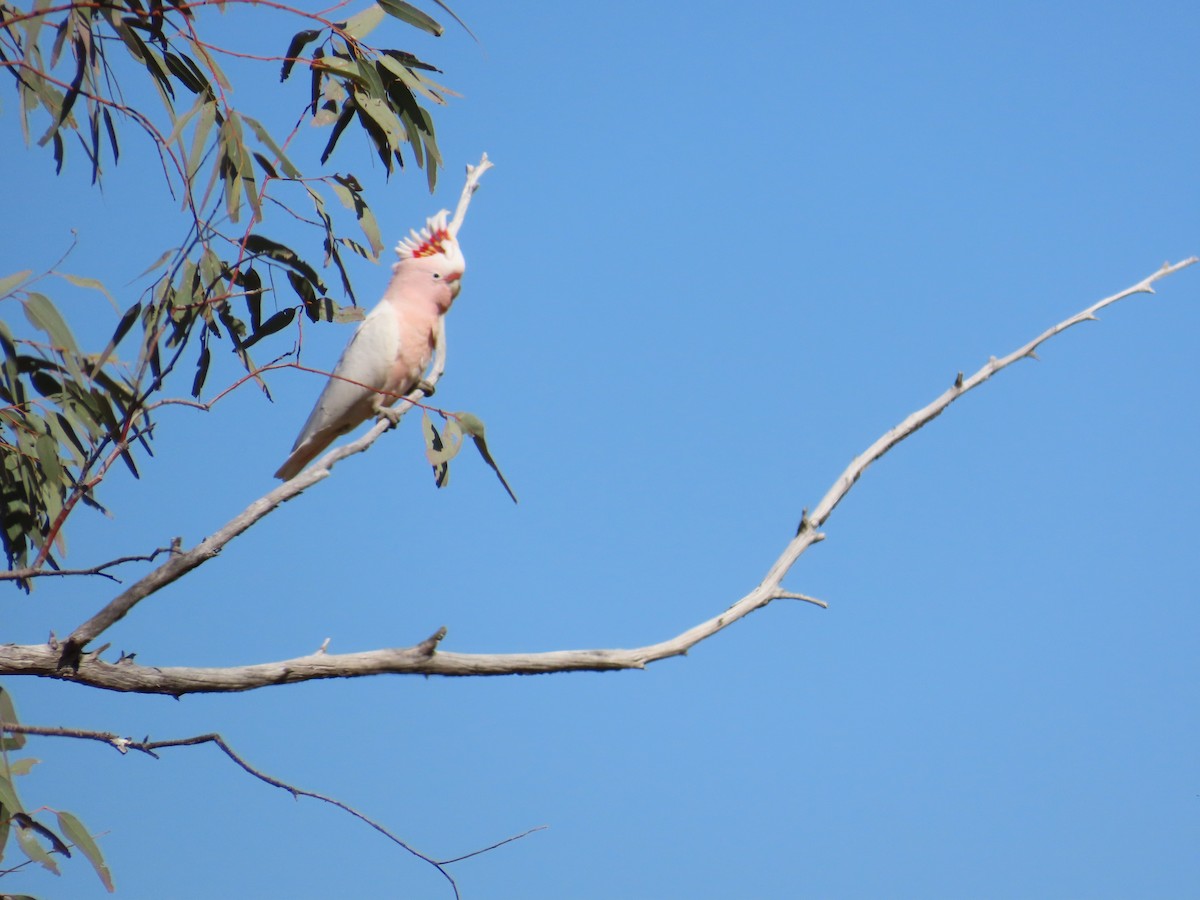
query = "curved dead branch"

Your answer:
(1, 257), (1192, 694)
